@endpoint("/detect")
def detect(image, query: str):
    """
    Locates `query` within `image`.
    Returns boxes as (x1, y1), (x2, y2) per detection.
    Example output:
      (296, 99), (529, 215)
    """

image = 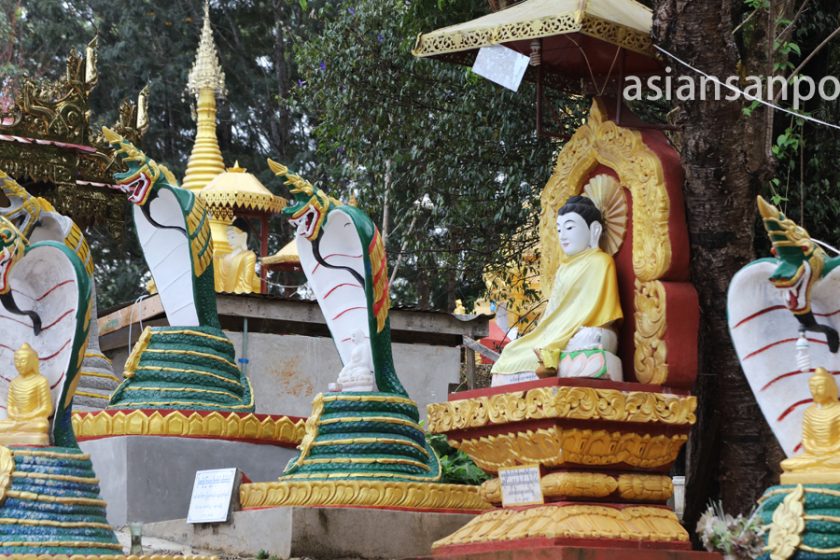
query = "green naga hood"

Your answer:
(270, 159), (404, 396)
(756, 195), (840, 351)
